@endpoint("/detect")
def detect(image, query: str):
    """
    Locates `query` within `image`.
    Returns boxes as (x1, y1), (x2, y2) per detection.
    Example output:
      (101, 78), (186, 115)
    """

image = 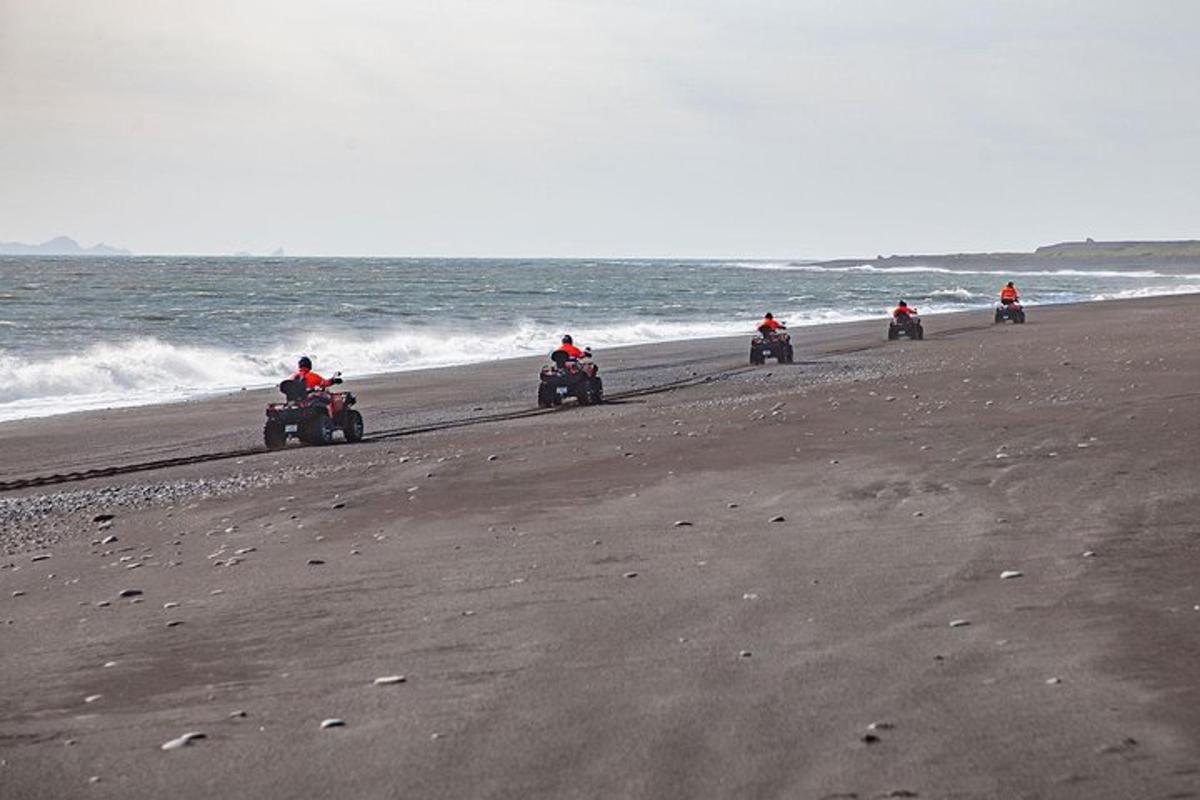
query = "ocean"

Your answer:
(2, 255), (1198, 422)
